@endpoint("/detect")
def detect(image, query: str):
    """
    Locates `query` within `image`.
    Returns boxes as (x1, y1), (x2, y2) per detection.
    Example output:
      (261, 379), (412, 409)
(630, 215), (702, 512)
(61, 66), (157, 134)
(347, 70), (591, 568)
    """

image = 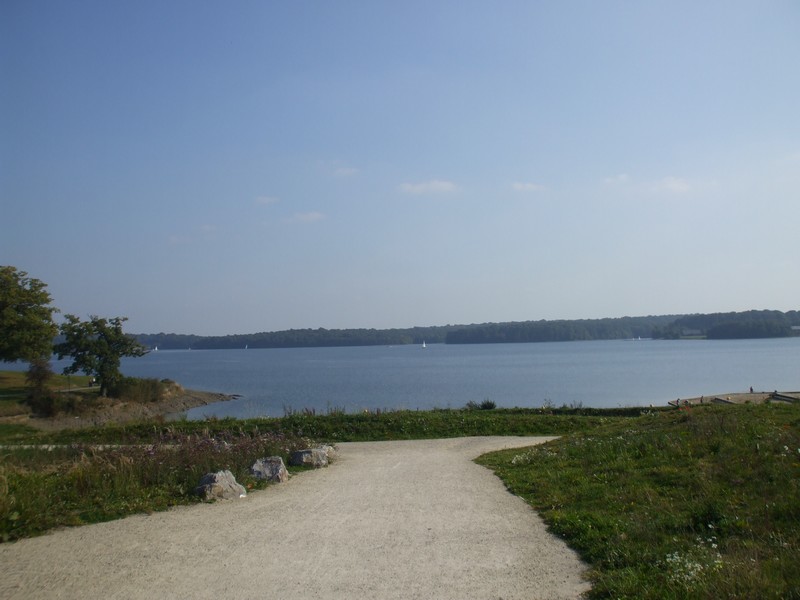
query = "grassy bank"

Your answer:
(14, 406), (639, 445)
(0, 408), (638, 542)
(0, 368), (182, 421)
(478, 403), (800, 599)
(0, 426), (311, 541)
(0, 370), (93, 418)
